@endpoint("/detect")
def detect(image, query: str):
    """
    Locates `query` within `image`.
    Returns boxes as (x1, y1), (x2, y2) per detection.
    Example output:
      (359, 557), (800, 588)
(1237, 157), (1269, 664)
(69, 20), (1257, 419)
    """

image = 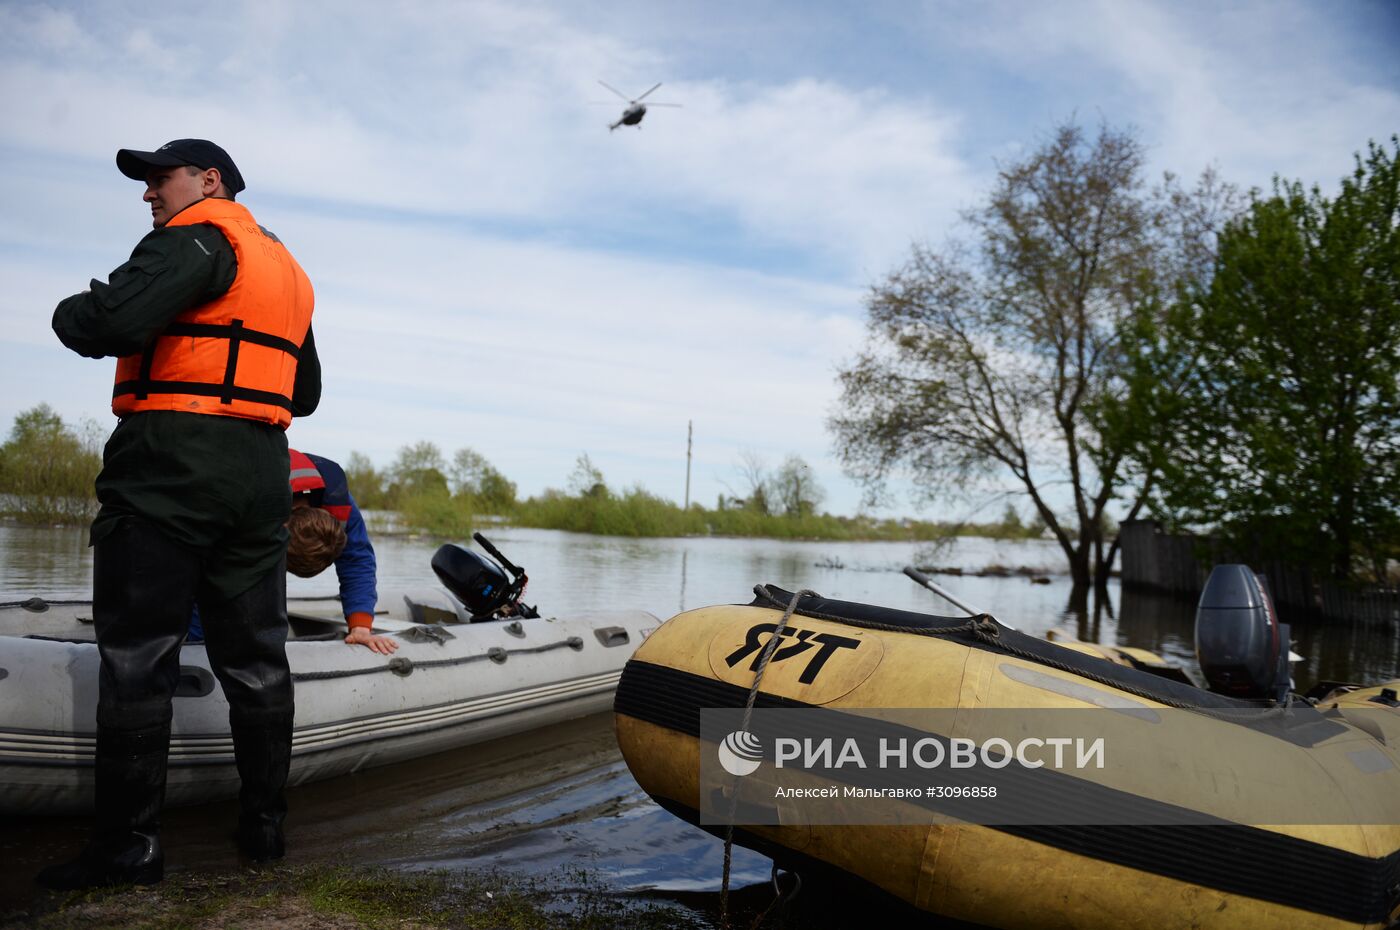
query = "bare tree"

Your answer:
(567, 453), (608, 498)
(830, 120), (1237, 596)
(727, 449), (772, 515)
